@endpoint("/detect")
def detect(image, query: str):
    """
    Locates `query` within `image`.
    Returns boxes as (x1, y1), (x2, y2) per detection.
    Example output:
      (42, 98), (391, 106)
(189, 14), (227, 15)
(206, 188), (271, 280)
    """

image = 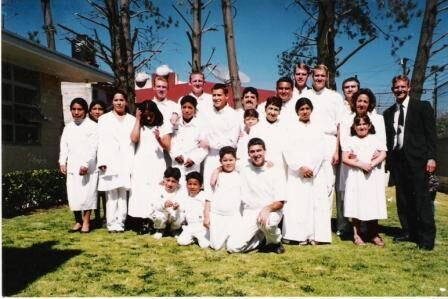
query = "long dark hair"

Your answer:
(136, 100), (164, 127)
